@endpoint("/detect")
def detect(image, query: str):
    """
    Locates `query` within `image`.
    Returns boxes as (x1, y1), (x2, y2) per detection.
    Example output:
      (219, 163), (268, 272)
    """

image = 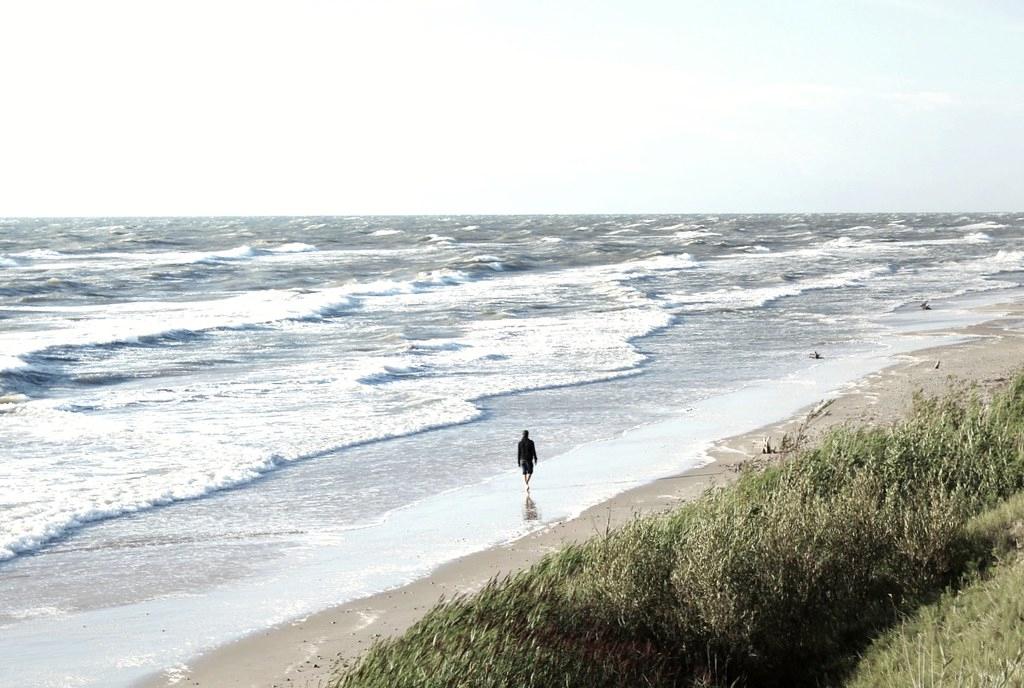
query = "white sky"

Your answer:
(1, 0), (1022, 215)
